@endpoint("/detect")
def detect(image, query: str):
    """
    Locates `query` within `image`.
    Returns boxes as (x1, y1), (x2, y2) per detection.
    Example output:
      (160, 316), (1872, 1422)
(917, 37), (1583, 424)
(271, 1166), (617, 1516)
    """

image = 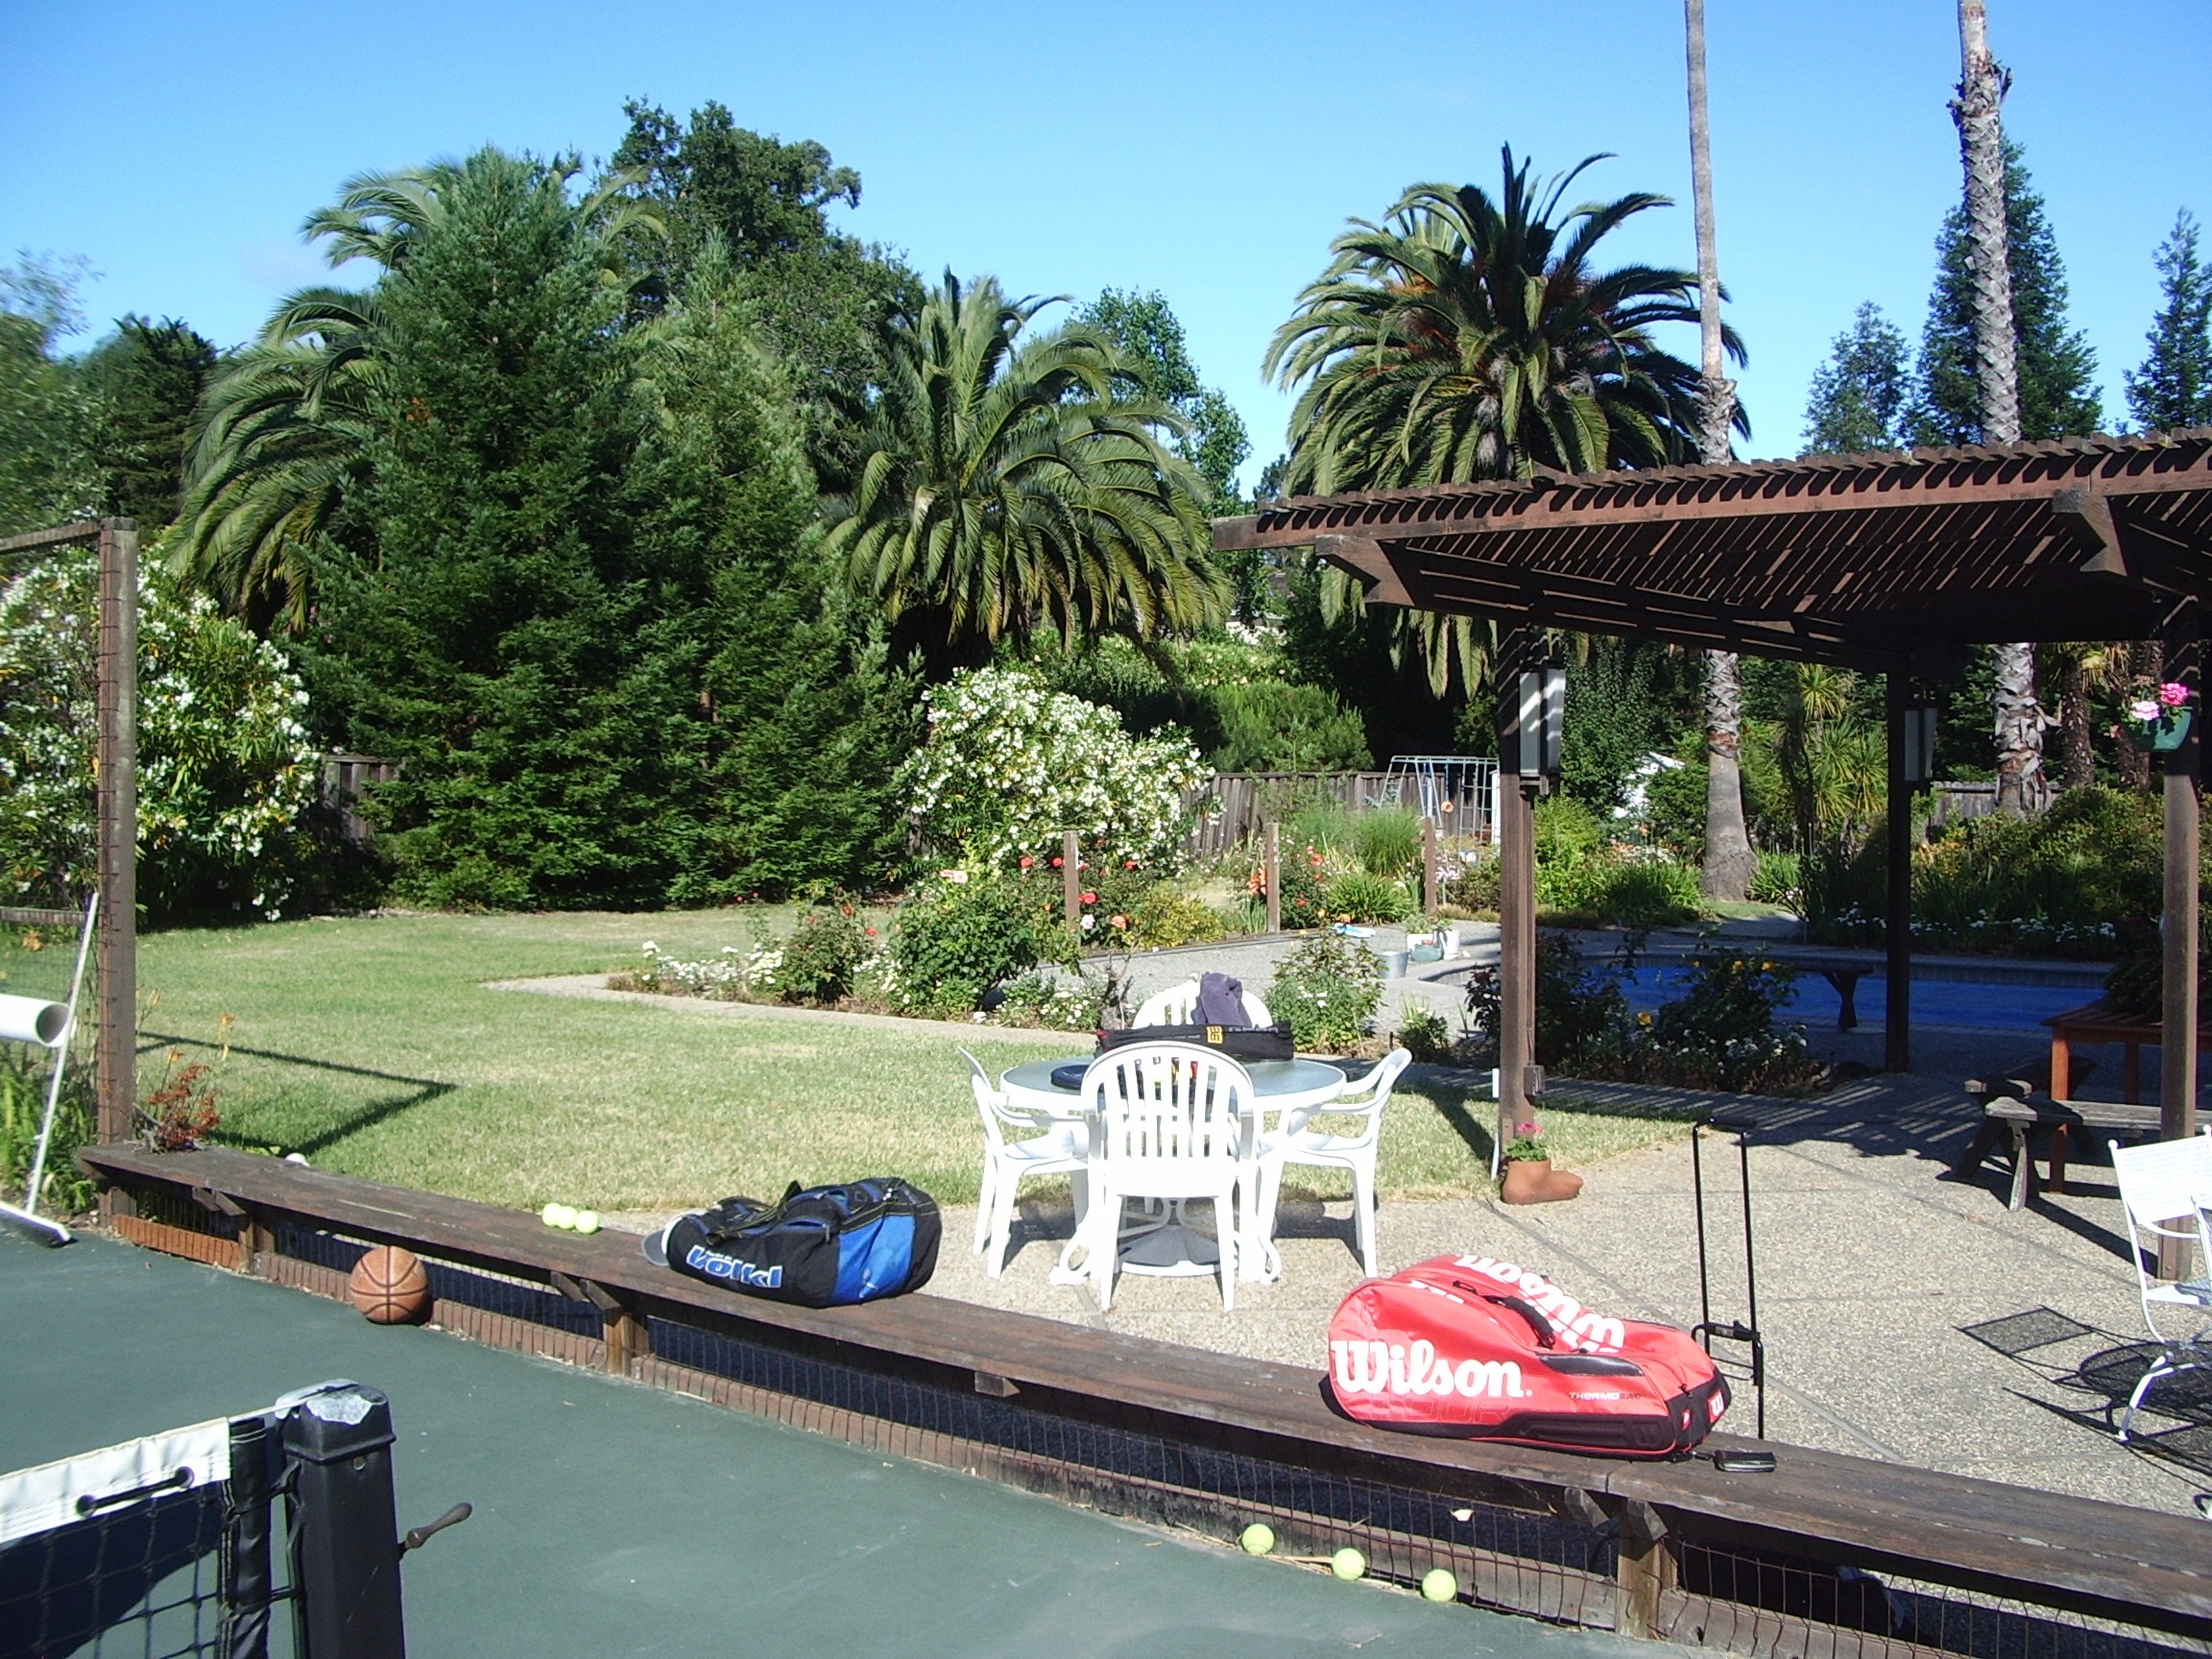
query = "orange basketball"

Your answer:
(348, 1245), (430, 1325)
